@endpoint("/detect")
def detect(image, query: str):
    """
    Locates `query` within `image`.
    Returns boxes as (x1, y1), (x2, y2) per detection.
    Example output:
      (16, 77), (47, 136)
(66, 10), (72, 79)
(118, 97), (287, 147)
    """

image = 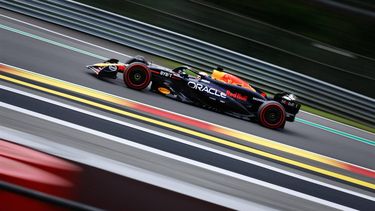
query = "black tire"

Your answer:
(123, 63), (151, 90)
(258, 101), (286, 129)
